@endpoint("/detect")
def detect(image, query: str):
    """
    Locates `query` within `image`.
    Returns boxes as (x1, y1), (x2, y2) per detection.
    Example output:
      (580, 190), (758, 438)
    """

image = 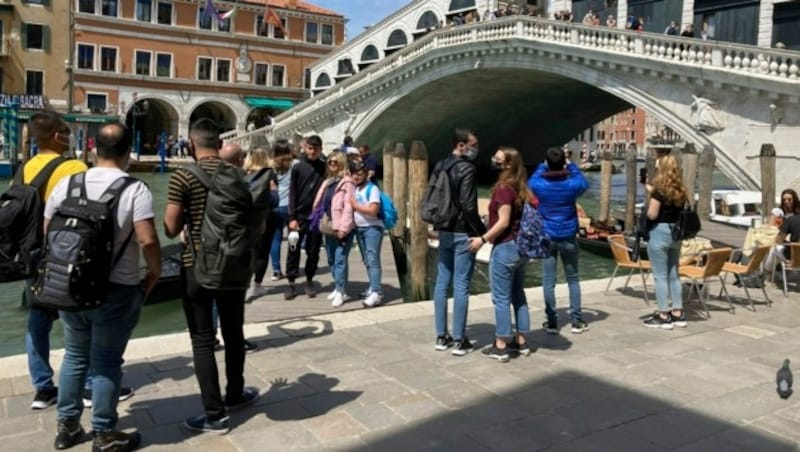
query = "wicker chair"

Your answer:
(720, 245), (771, 311)
(605, 234), (651, 304)
(774, 243), (800, 298)
(679, 247), (733, 318)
